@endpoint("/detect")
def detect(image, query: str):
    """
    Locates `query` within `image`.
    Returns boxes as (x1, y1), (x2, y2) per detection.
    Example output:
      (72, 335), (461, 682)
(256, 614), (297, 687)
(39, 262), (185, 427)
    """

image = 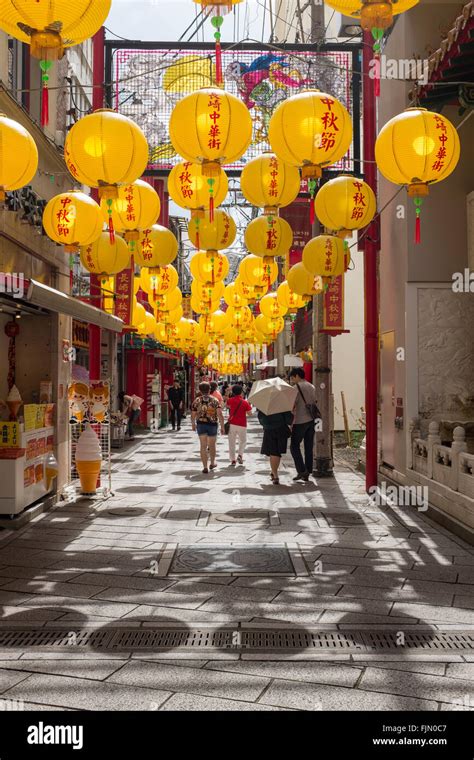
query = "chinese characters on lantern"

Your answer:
(351, 181), (367, 221)
(266, 218), (277, 251)
(432, 116), (448, 173)
(219, 215), (231, 247)
(325, 236), (335, 274)
(320, 97), (339, 153)
(208, 94), (221, 150)
(140, 229), (153, 263)
(268, 156), (279, 199)
(124, 185), (136, 223)
(179, 164), (193, 200)
(56, 197), (73, 237)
